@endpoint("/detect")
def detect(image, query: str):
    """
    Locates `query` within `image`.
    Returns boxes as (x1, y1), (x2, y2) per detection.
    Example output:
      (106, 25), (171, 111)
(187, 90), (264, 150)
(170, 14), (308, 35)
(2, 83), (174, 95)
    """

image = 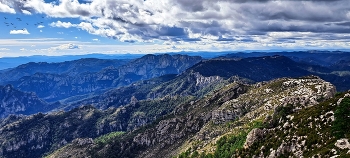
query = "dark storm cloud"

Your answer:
(4, 0), (350, 46)
(176, 0), (205, 12)
(156, 27), (186, 37)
